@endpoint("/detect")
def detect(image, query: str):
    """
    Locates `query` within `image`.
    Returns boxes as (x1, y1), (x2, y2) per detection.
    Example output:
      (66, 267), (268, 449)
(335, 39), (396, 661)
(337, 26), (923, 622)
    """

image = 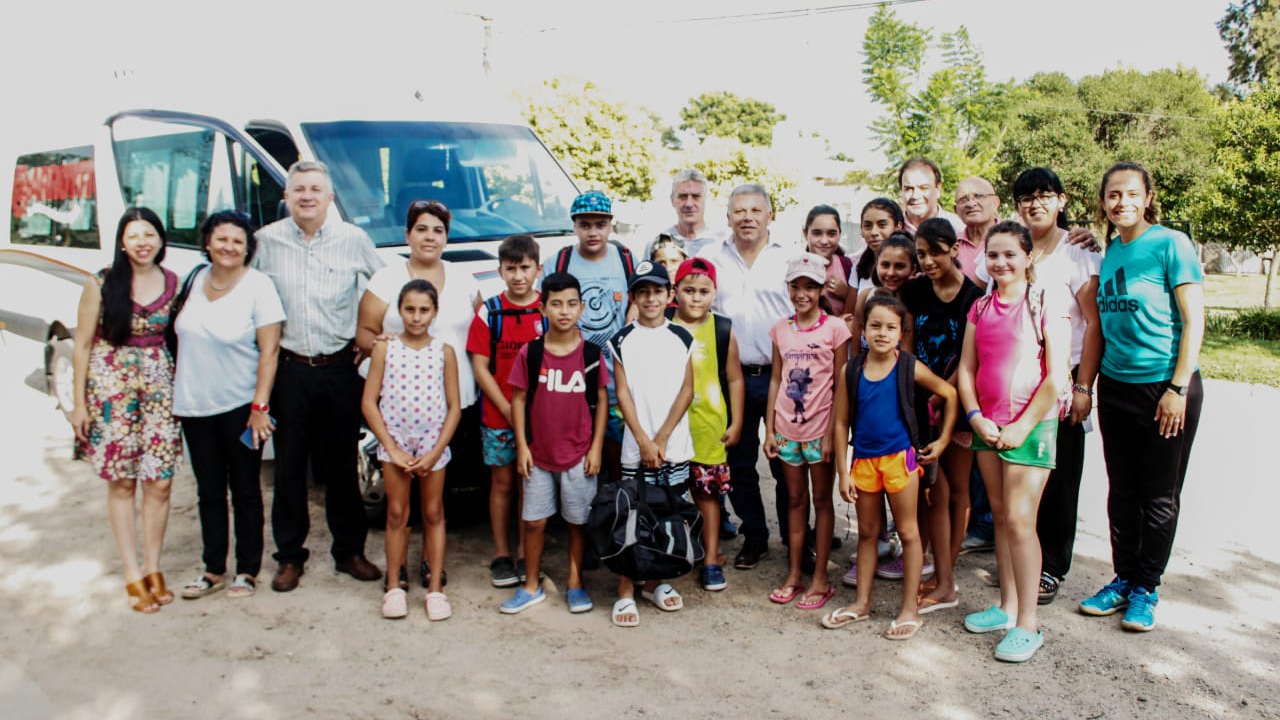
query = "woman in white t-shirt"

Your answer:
(172, 211), (285, 600)
(356, 200), (481, 589)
